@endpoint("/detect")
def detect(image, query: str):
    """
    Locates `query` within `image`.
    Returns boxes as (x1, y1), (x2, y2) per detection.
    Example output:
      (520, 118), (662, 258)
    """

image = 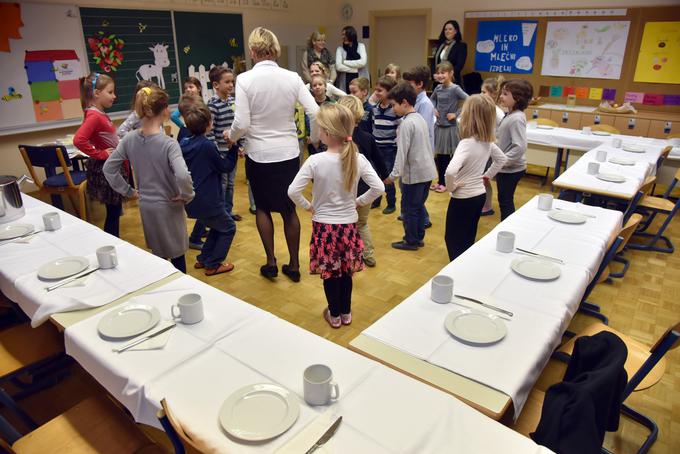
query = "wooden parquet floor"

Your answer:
(28, 160), (680, 453)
